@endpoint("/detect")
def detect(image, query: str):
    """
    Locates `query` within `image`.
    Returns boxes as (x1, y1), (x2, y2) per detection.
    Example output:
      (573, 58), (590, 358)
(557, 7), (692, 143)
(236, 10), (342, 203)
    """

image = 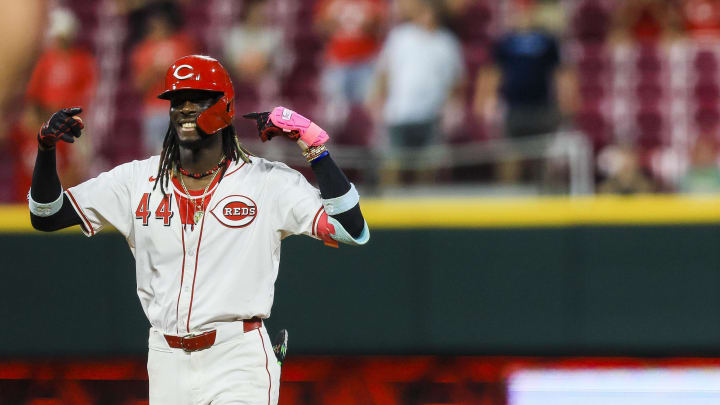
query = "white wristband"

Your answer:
(322, 183), (359, 216)
(28, 188), (64, 217)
